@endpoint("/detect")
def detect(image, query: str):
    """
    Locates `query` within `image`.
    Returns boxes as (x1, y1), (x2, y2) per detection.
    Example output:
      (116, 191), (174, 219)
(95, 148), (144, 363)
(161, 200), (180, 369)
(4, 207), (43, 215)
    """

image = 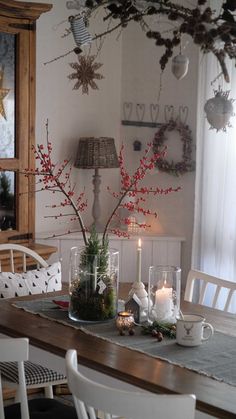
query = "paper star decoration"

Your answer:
(68, 54), (104, 94)
(0, 68), (10, 120)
